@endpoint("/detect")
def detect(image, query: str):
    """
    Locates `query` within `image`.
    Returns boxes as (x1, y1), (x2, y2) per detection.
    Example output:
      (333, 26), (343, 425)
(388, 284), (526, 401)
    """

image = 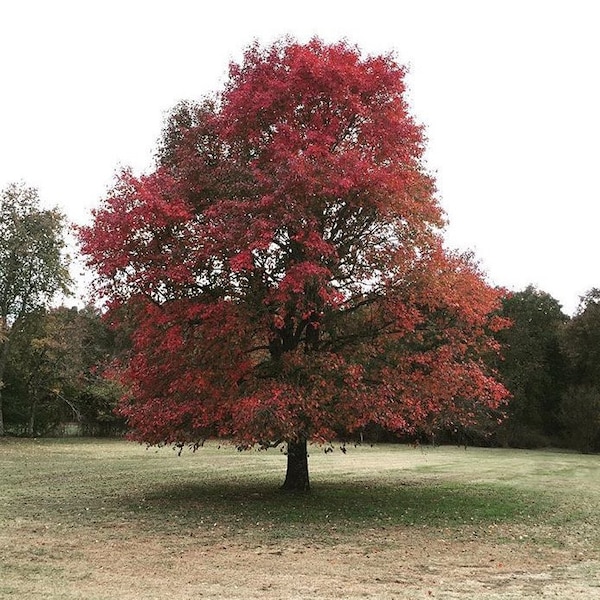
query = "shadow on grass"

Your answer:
(126, 478), (550, 539)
